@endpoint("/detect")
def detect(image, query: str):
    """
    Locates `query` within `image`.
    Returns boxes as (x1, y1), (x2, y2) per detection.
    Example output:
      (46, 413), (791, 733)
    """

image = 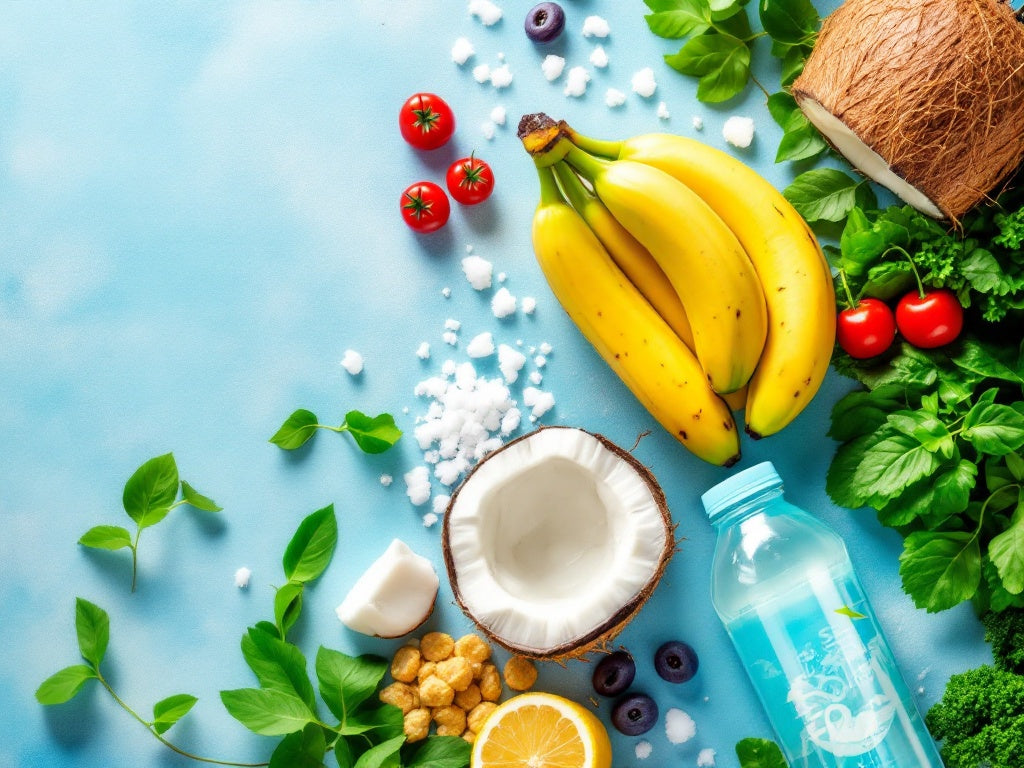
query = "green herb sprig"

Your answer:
(79, 453), (221, 592)
(736, 737), (789, 768)
(270, 409), (401, 454)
